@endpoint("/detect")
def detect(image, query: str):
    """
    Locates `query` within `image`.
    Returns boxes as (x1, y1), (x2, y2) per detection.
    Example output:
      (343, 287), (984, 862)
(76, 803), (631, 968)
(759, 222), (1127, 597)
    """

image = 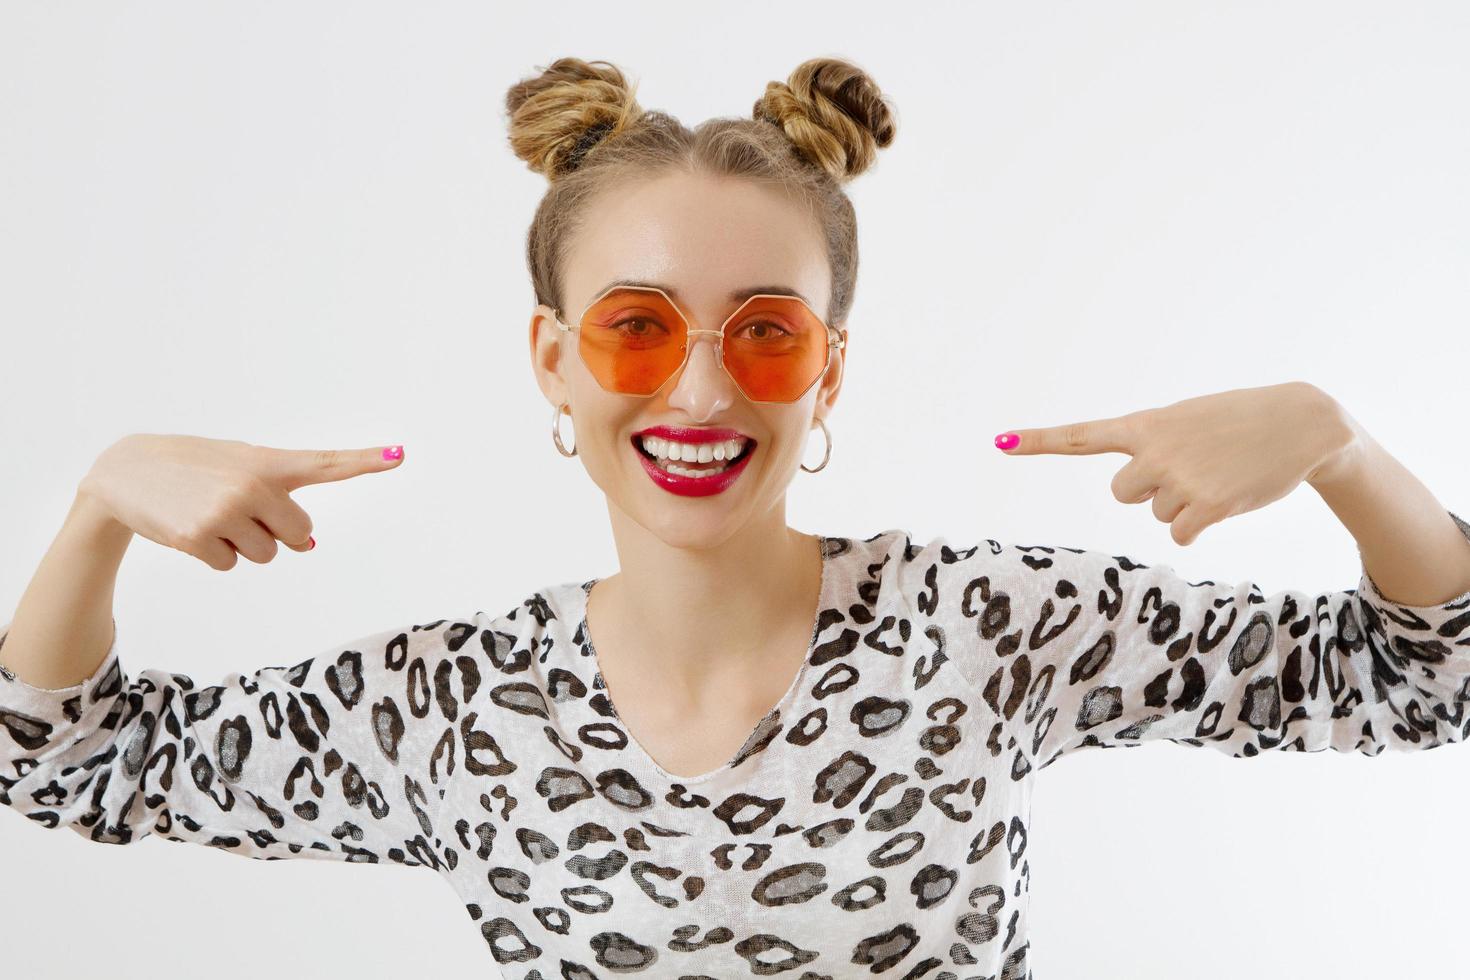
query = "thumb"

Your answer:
(263, 444), (405, 490)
